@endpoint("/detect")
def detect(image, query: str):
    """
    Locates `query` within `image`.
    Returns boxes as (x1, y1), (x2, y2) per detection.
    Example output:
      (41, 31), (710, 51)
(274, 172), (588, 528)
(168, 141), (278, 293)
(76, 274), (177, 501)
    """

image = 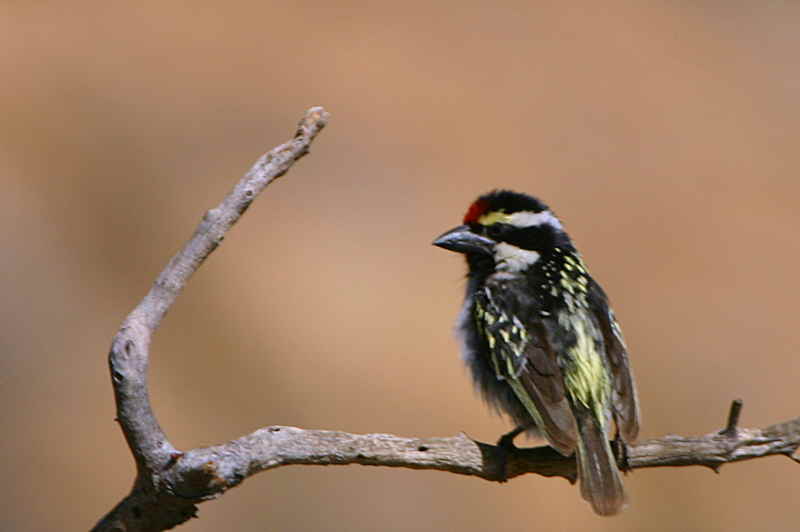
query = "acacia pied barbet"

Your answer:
(433, 190), (639, 516)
